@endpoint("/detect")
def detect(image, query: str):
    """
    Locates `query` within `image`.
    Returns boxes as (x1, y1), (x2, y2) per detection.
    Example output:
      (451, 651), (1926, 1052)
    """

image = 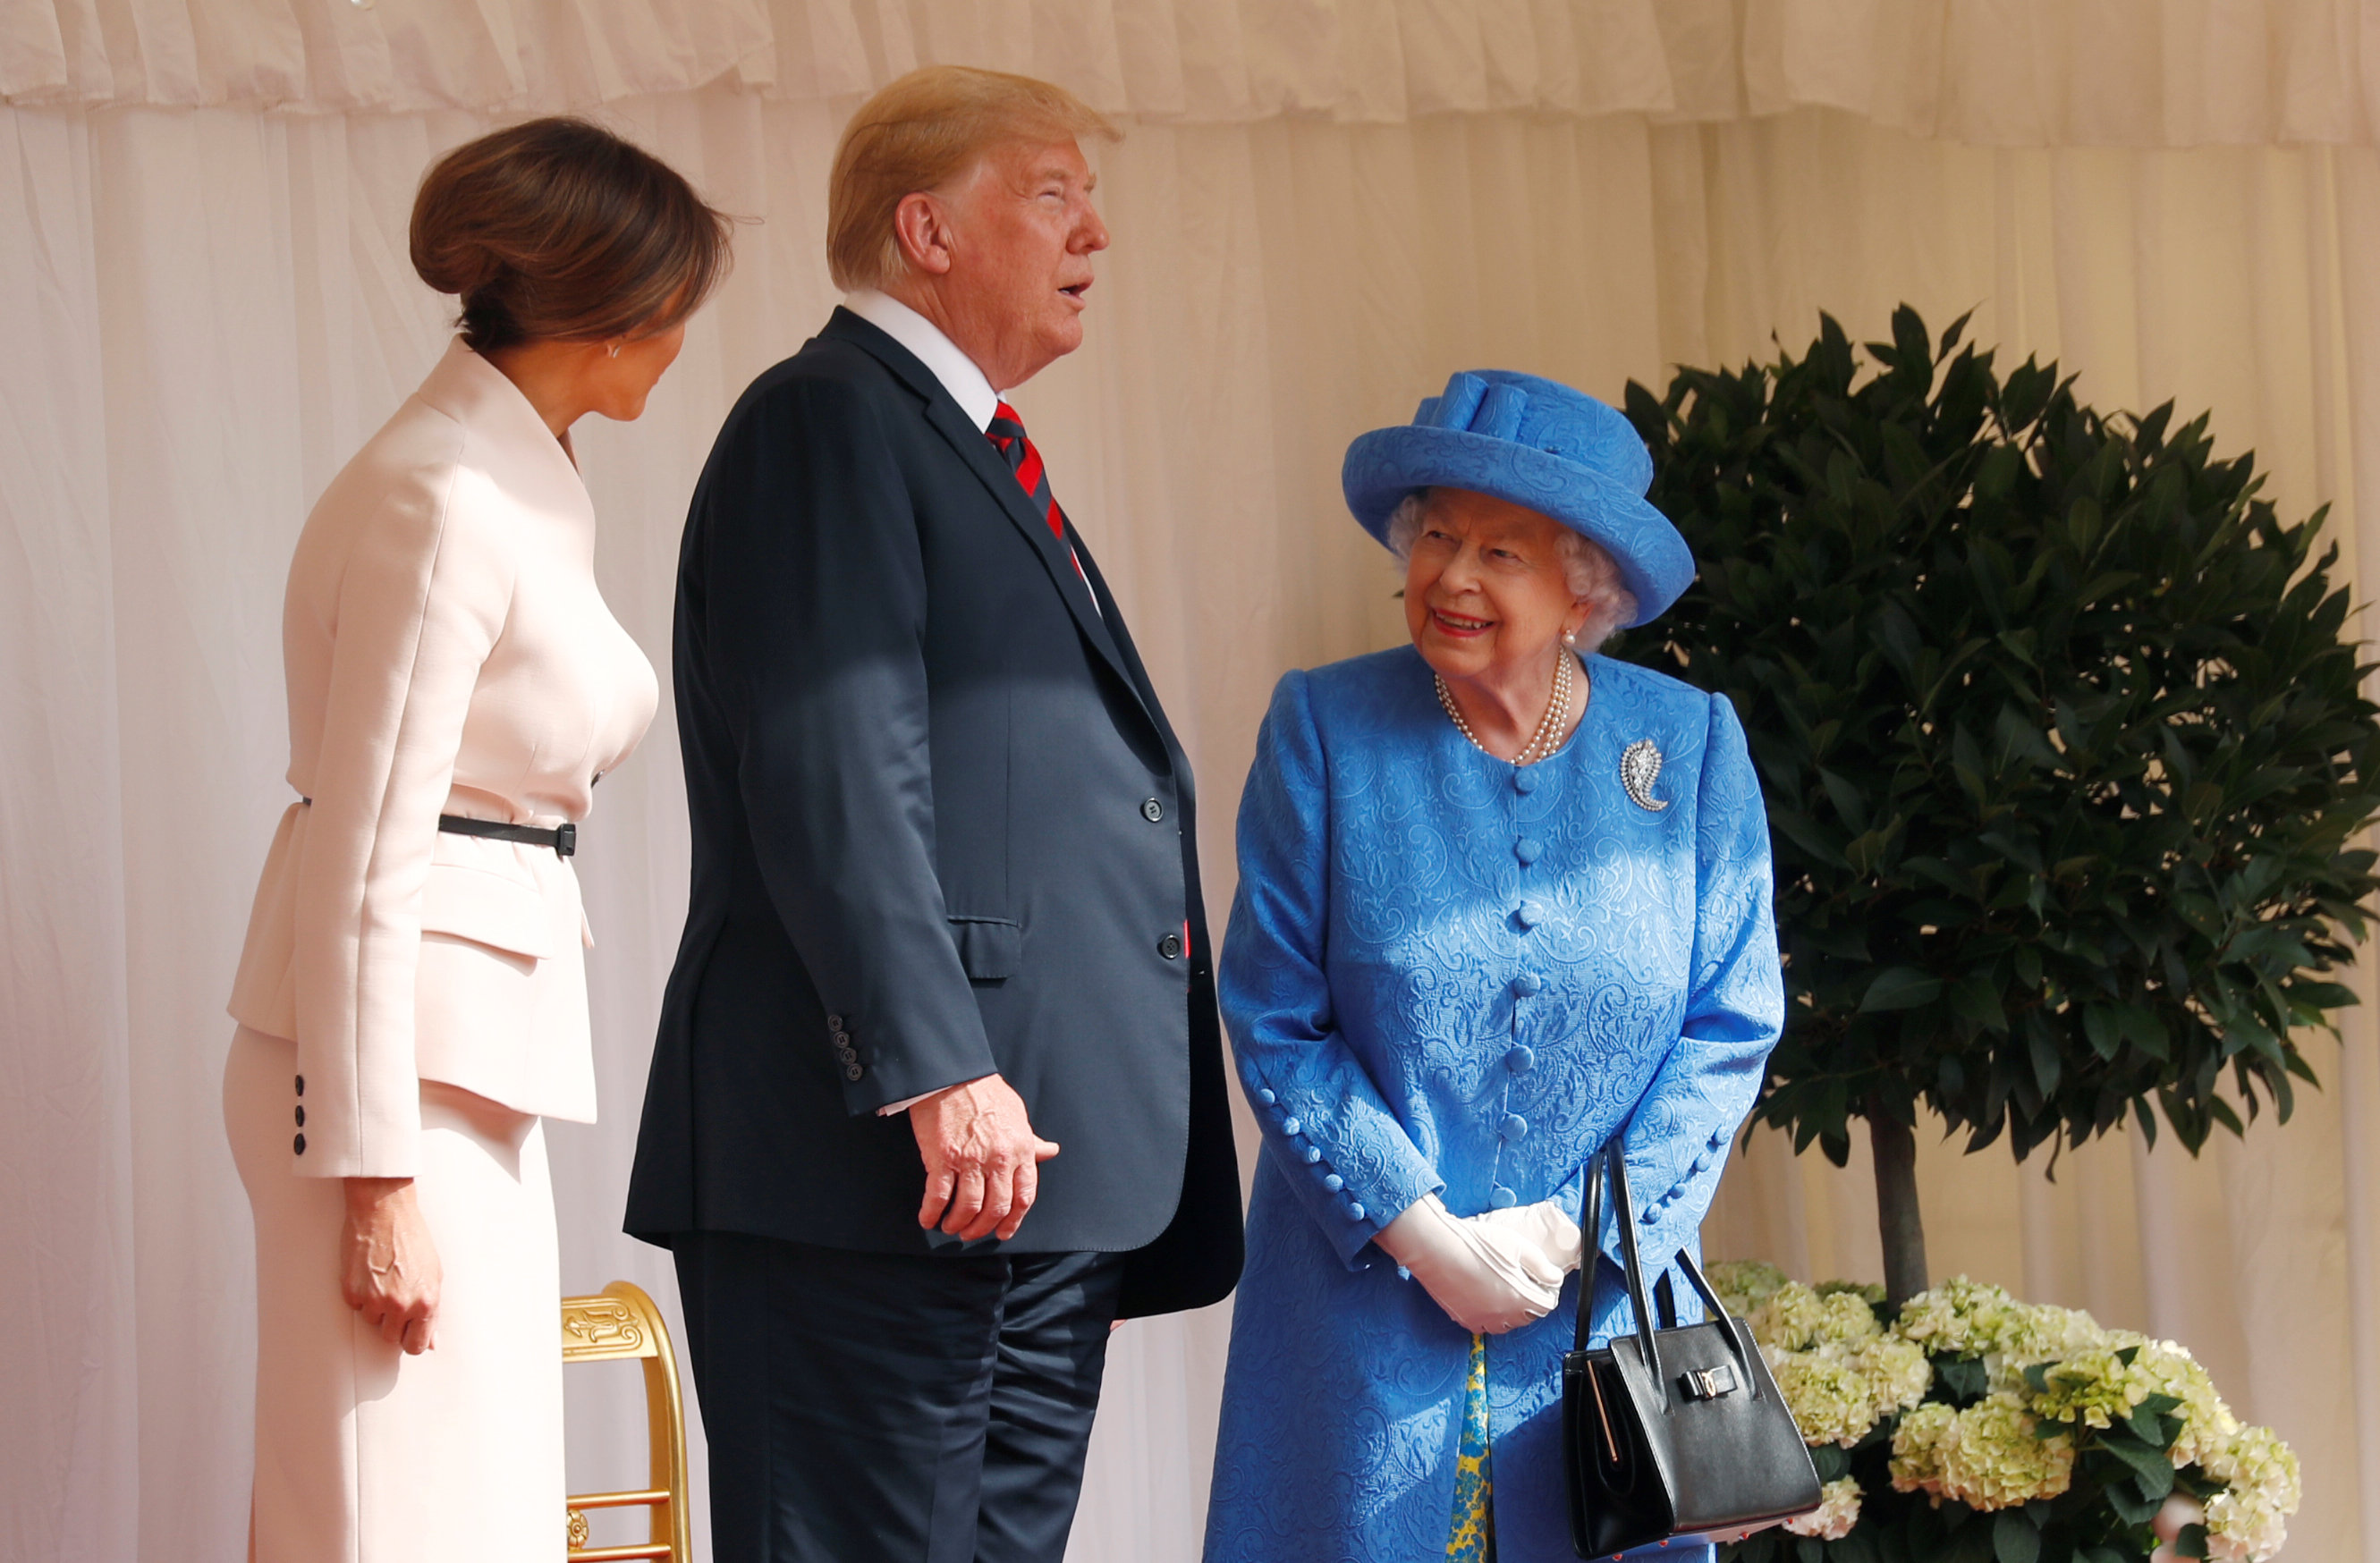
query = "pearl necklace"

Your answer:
(1436, 649), (1576, 766)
